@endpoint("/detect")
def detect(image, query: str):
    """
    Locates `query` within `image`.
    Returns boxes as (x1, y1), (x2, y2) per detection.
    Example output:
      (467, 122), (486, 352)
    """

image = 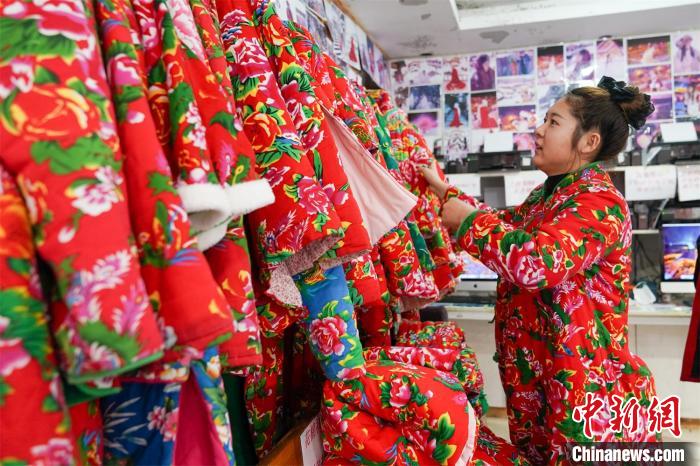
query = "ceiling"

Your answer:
(342, 0), (700, 59)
